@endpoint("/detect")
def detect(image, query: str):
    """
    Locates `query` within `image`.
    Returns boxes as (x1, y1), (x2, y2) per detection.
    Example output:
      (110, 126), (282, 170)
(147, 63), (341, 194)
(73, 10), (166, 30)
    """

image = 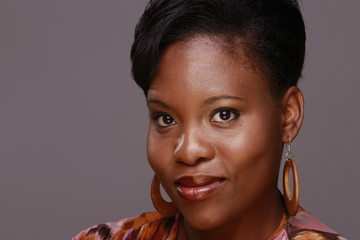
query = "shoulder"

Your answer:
(72, 212), (180, 240)
(285, 207), (347, 240)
